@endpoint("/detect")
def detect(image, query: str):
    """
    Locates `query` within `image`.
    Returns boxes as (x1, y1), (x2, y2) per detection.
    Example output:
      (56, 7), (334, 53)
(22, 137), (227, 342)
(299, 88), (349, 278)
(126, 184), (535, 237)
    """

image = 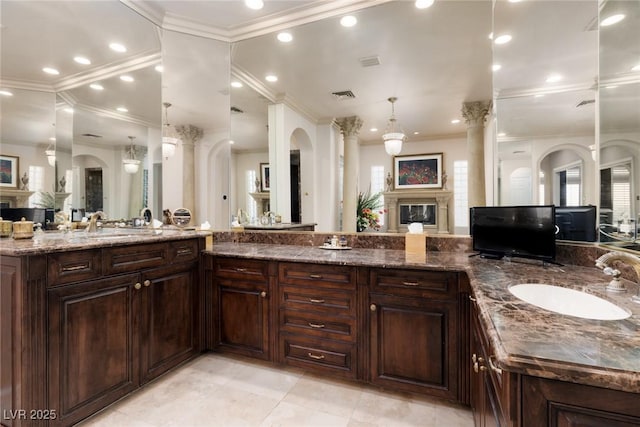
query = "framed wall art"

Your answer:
(260, 163), (270, 191)
(394, 153), (442, 189)
(0, 155), (19, 189)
